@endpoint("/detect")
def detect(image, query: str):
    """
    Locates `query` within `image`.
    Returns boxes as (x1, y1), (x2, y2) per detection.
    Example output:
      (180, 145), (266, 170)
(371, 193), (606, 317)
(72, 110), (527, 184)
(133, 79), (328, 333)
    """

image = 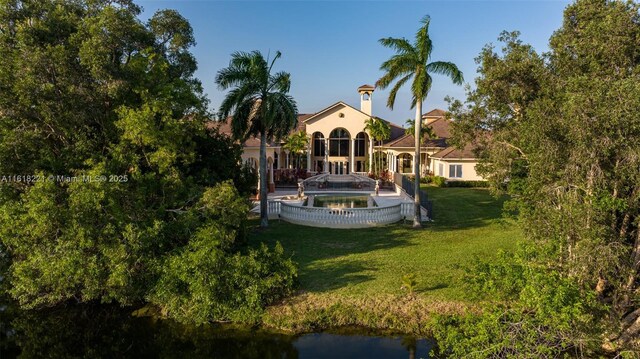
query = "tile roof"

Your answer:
(431, 142), (477, 159)
(211, 114), (313, 147)
(384, 114), (451, 148)
(423, 108), (447, 118)
(357, 84), (375, 91)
